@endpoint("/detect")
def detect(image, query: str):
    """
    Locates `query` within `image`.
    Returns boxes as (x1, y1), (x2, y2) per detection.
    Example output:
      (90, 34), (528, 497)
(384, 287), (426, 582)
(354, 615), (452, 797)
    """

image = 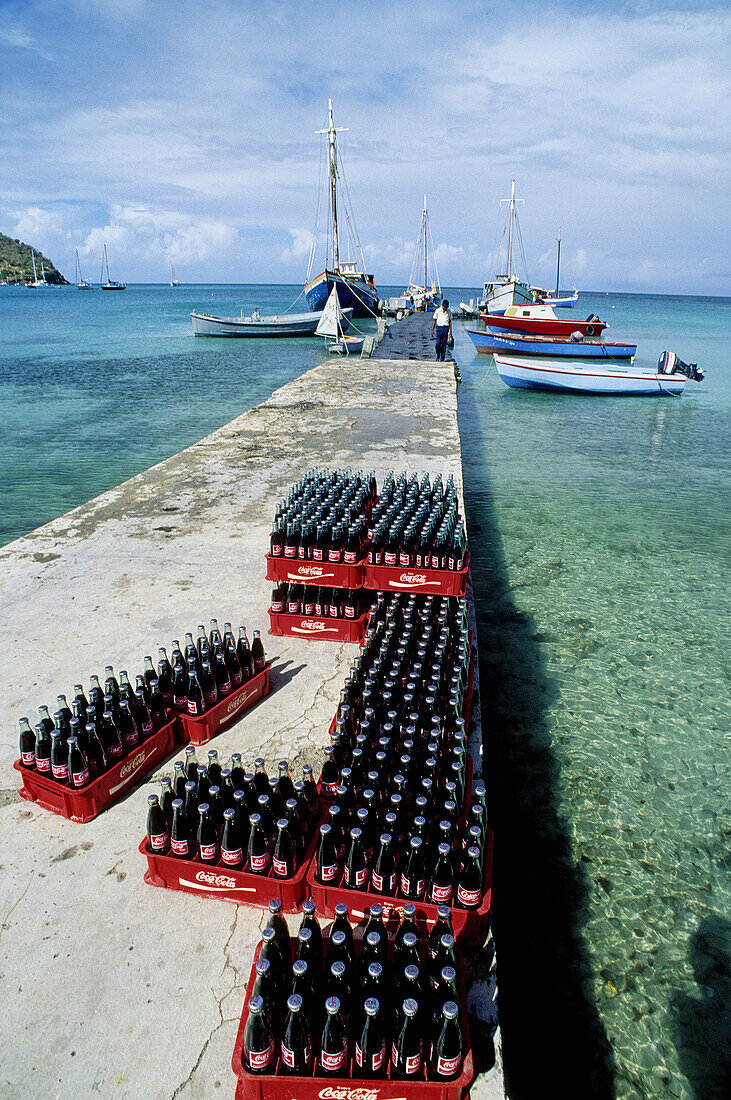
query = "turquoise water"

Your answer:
(455, 294), (730, 1100)
(1, 285), (729, 1098)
